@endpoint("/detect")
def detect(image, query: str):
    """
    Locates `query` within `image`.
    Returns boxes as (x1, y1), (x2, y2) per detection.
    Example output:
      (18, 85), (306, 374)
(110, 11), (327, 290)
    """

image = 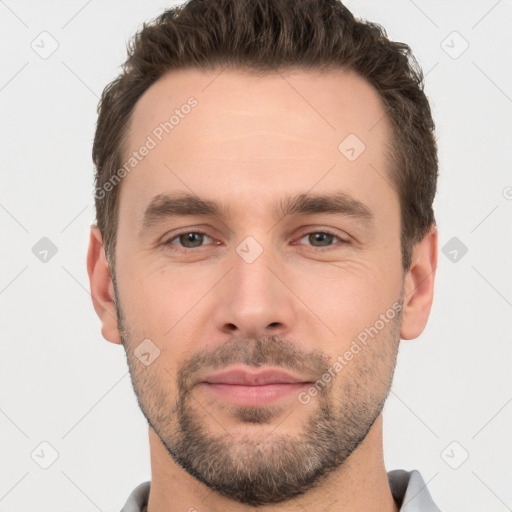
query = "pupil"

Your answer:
(182, 233), (202, 247)
(311, 233), (332, 246)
